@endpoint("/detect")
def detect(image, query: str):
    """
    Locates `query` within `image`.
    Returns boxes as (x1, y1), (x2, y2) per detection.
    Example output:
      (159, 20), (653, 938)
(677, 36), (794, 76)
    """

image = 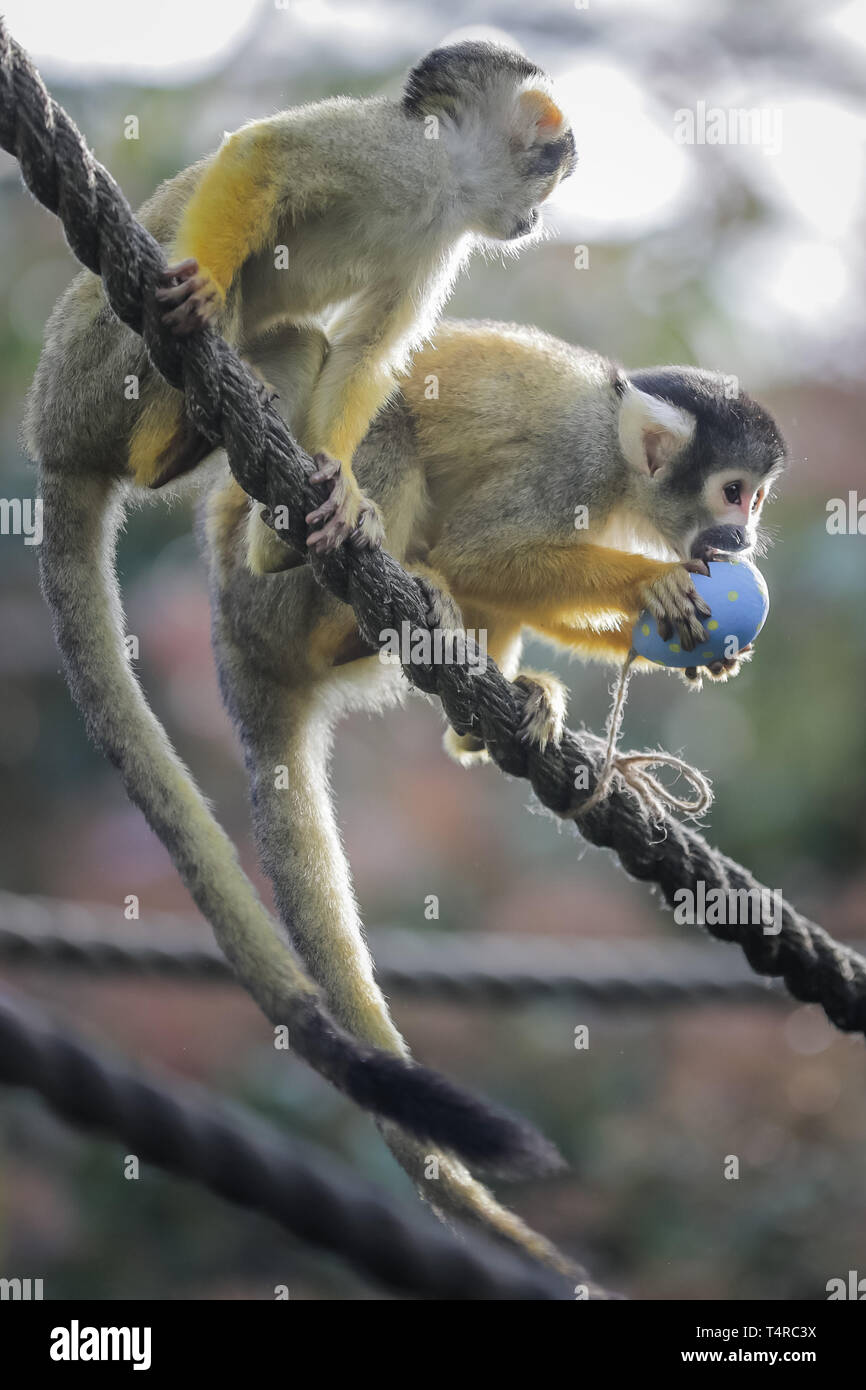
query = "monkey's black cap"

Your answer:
(628, 366), (788, 486)
(403, 41), (545, 117)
